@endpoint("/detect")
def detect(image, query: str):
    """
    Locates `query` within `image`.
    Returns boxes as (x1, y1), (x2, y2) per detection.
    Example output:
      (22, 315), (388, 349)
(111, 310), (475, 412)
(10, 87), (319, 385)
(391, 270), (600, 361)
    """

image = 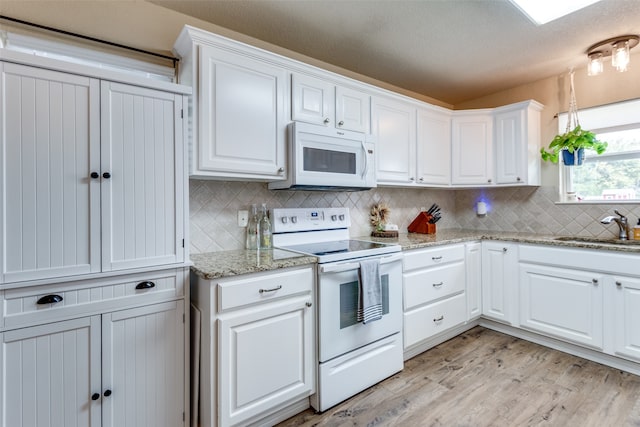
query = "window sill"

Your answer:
(555, 200), (640, 205)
